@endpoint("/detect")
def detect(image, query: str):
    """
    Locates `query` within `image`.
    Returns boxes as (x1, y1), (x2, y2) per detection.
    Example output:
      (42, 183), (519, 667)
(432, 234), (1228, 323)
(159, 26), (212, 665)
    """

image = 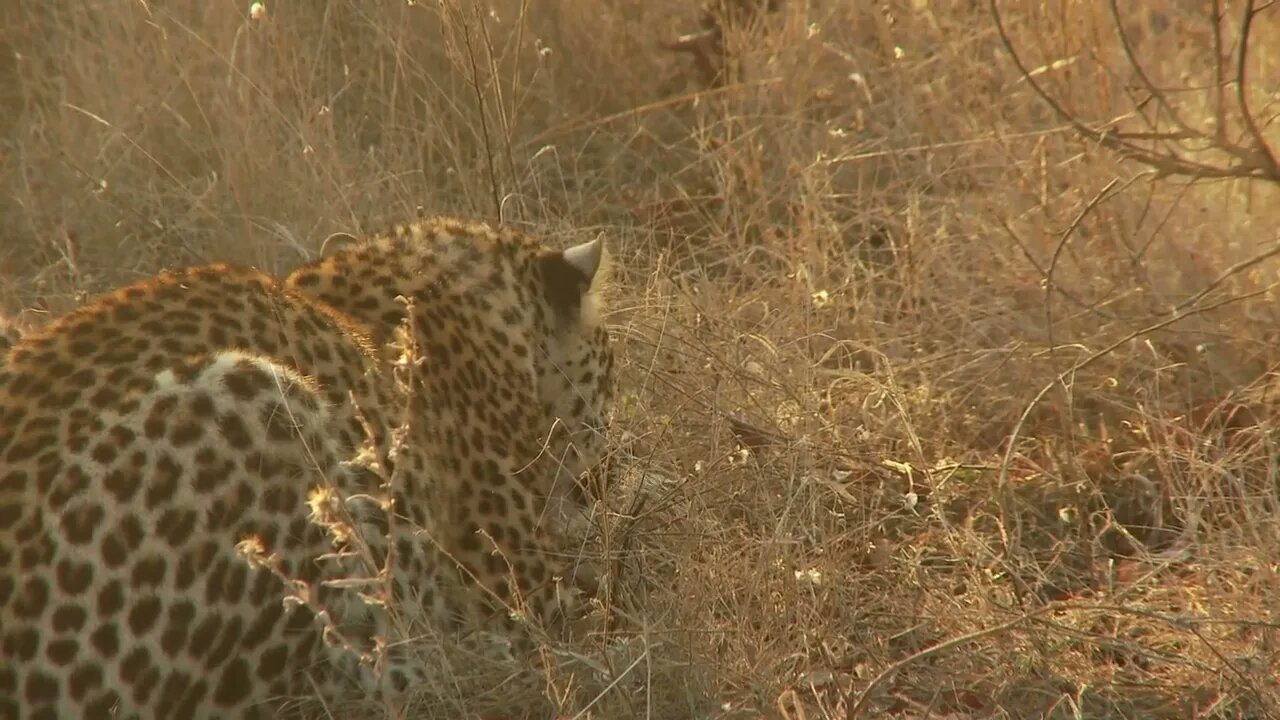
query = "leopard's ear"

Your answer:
(541, 236), (606, 315)
(562, 237), (603, 285)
